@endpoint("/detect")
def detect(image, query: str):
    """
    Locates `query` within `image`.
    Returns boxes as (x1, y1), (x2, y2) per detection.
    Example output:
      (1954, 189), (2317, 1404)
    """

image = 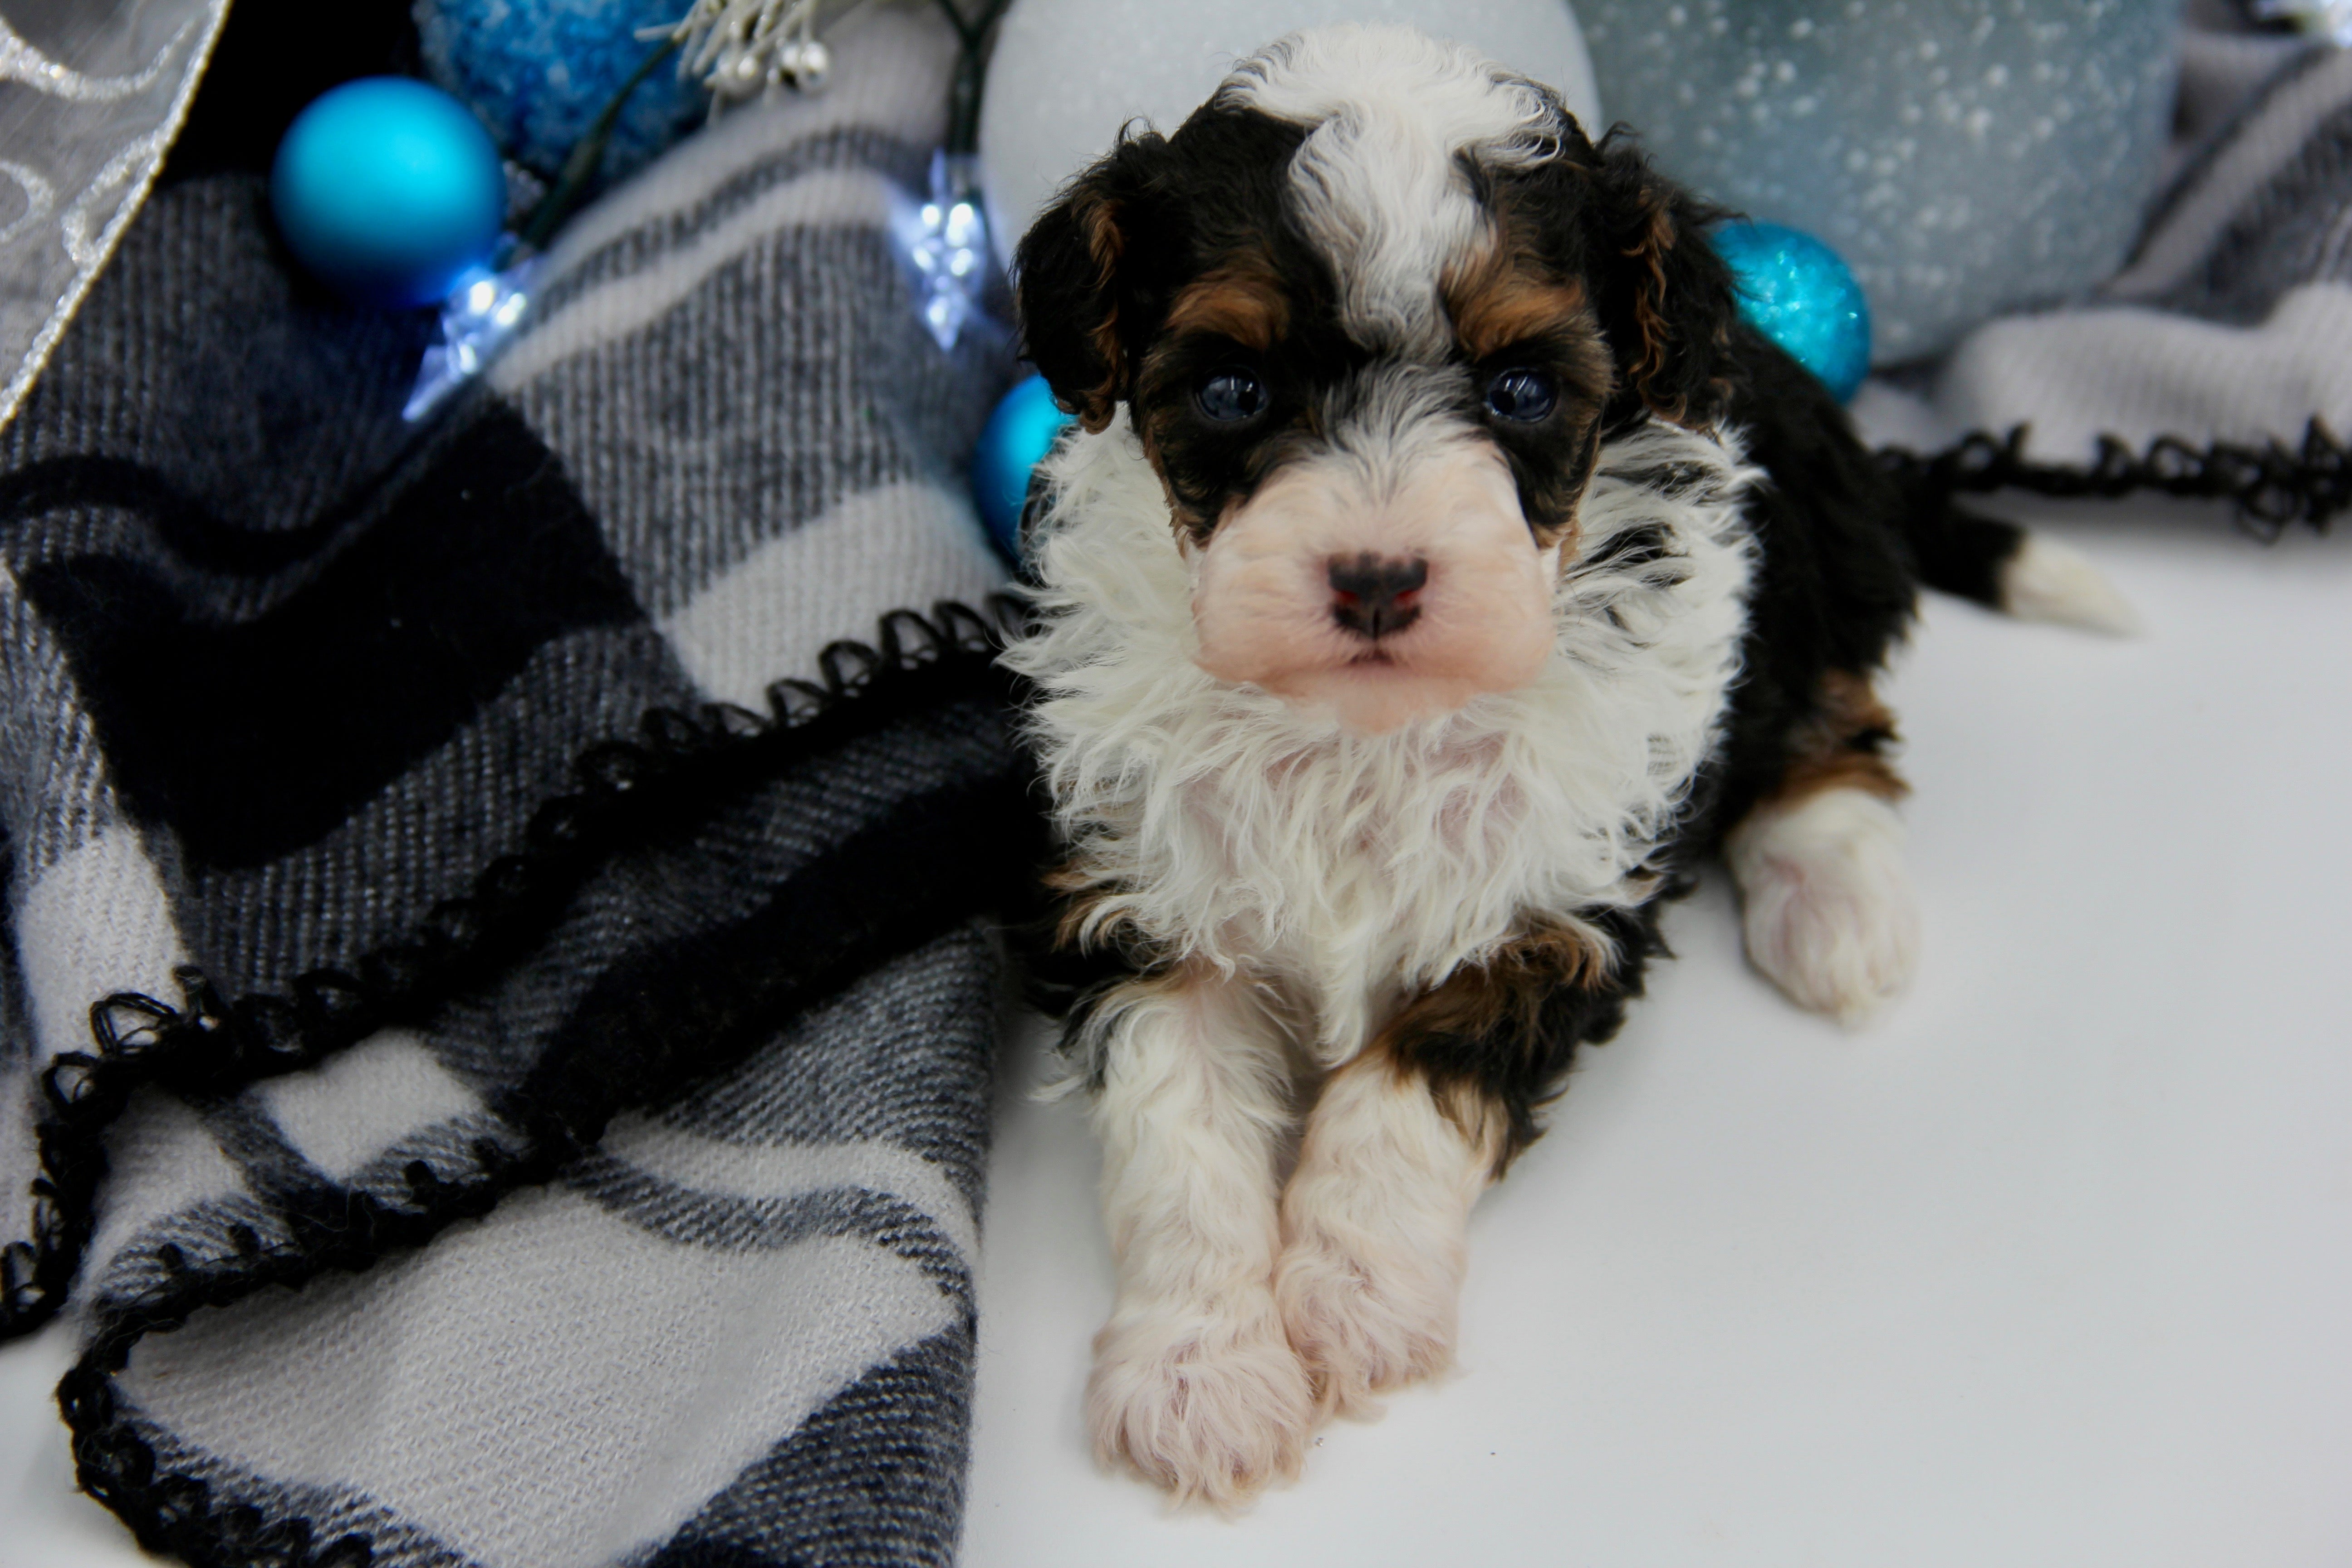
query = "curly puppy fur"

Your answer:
(1005, 23), (2126, 1506)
